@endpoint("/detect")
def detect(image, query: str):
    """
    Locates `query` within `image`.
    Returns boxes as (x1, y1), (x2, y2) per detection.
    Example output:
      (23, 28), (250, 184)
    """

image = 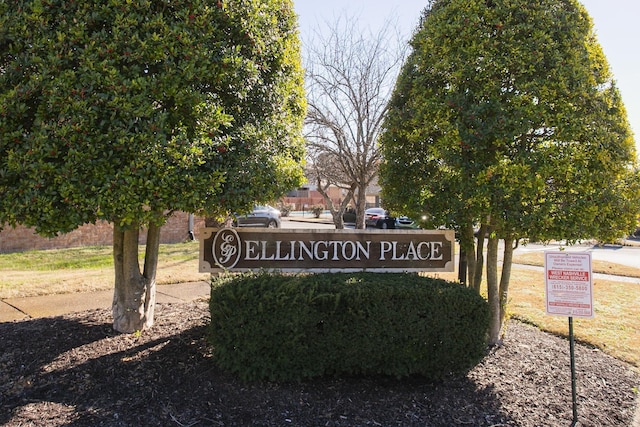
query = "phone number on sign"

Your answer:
(551, 283), (589, 292)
